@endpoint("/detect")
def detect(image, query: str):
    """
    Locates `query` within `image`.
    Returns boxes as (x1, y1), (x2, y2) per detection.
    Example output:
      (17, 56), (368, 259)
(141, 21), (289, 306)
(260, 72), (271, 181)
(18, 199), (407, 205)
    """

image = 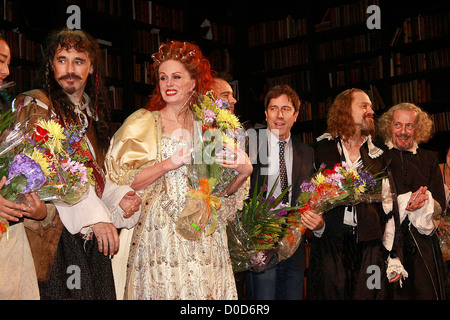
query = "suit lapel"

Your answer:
(291, 139), (302, 196)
